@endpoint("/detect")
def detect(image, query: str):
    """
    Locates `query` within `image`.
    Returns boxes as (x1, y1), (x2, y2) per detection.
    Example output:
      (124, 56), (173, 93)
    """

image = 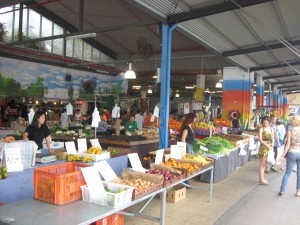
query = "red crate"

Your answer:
(93, 212), (124, 225)
(34, 162), (90, 205)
